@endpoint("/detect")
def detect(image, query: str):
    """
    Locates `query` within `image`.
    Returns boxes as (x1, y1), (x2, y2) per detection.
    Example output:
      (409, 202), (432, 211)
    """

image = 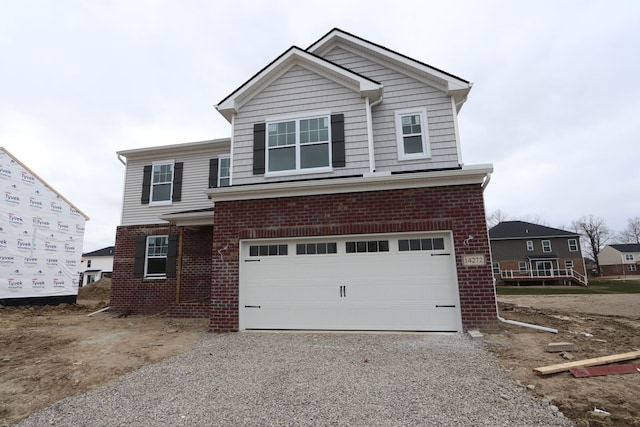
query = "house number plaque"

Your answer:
(462, 254), (485, 266)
